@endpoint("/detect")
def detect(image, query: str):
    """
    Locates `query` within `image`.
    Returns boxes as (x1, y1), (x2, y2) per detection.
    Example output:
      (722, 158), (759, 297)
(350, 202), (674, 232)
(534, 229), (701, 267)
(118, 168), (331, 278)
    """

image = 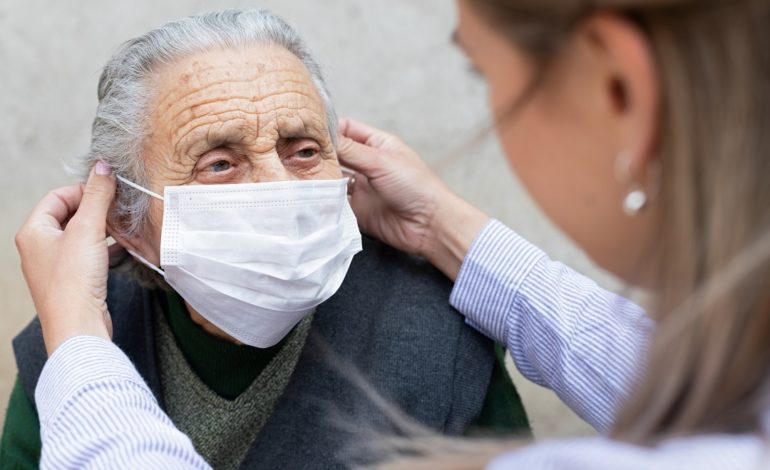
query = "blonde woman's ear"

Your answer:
(583, 13), (660, 184)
